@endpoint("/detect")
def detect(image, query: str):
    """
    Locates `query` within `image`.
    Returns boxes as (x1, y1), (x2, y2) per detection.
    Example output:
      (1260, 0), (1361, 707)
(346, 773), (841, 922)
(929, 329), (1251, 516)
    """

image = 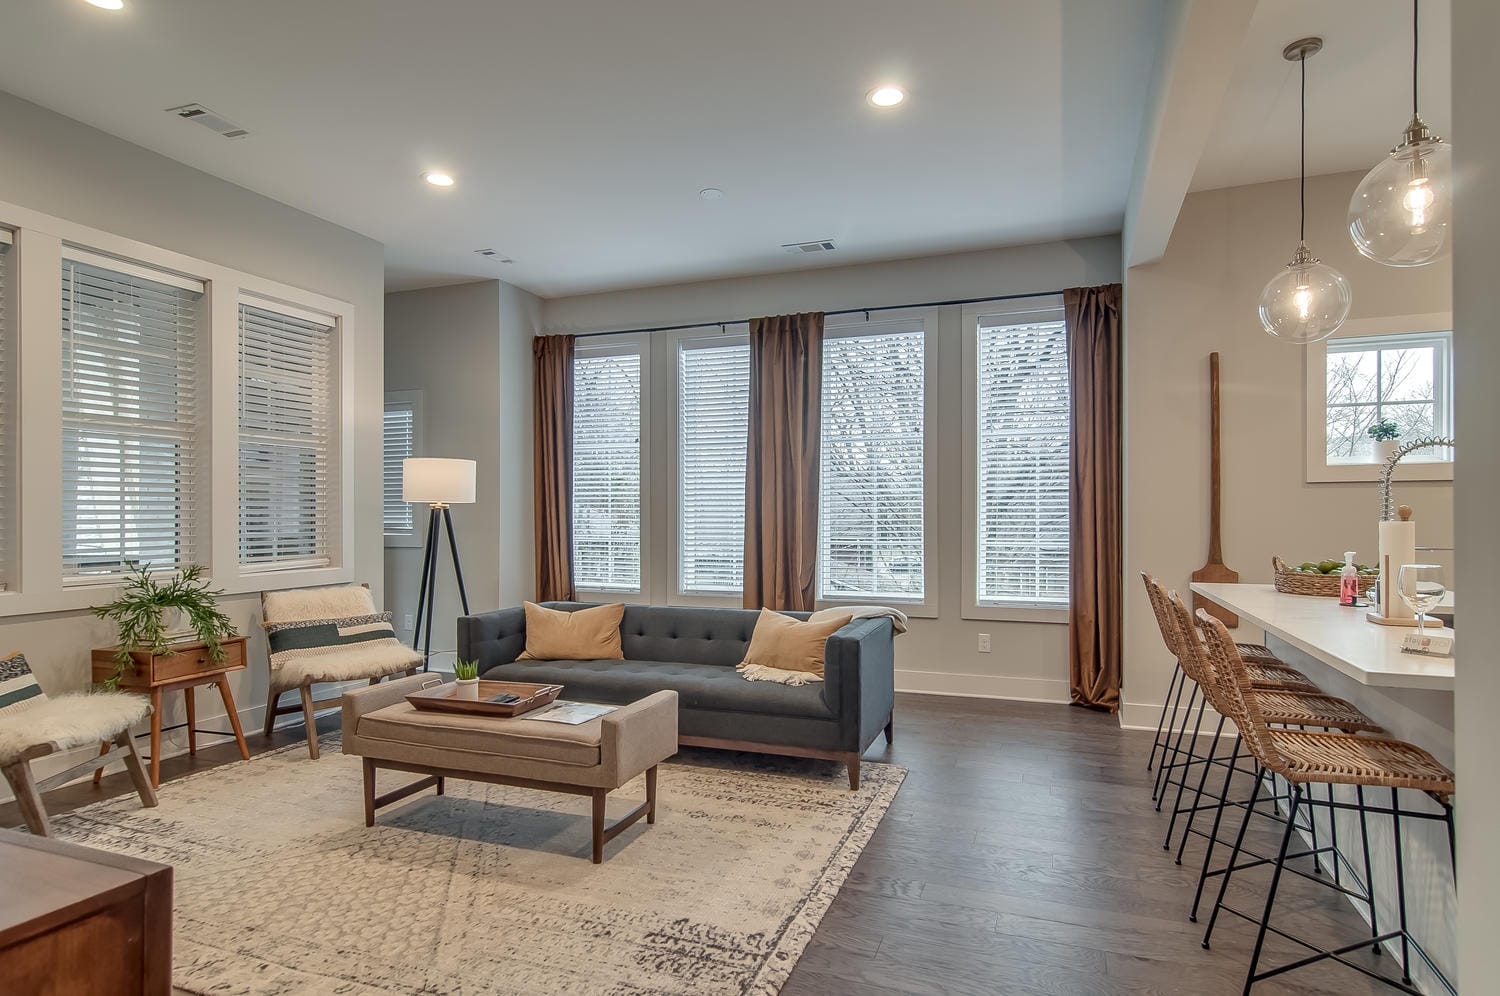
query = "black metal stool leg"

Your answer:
(1356, 785), (1381, 954)
(1149, 662), (1183, 773)
(1203, 764), (1264, 947)
(1166, 709), (1218, 853)
(1156, 683), (1200, 808)
(1164, 696), (1209, 841)
(1241, 785), (1303, 996)
(1153, 674), (1191, 800)
(1391, 787), (1412, 986)
(1190, 735), (1242, 921)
